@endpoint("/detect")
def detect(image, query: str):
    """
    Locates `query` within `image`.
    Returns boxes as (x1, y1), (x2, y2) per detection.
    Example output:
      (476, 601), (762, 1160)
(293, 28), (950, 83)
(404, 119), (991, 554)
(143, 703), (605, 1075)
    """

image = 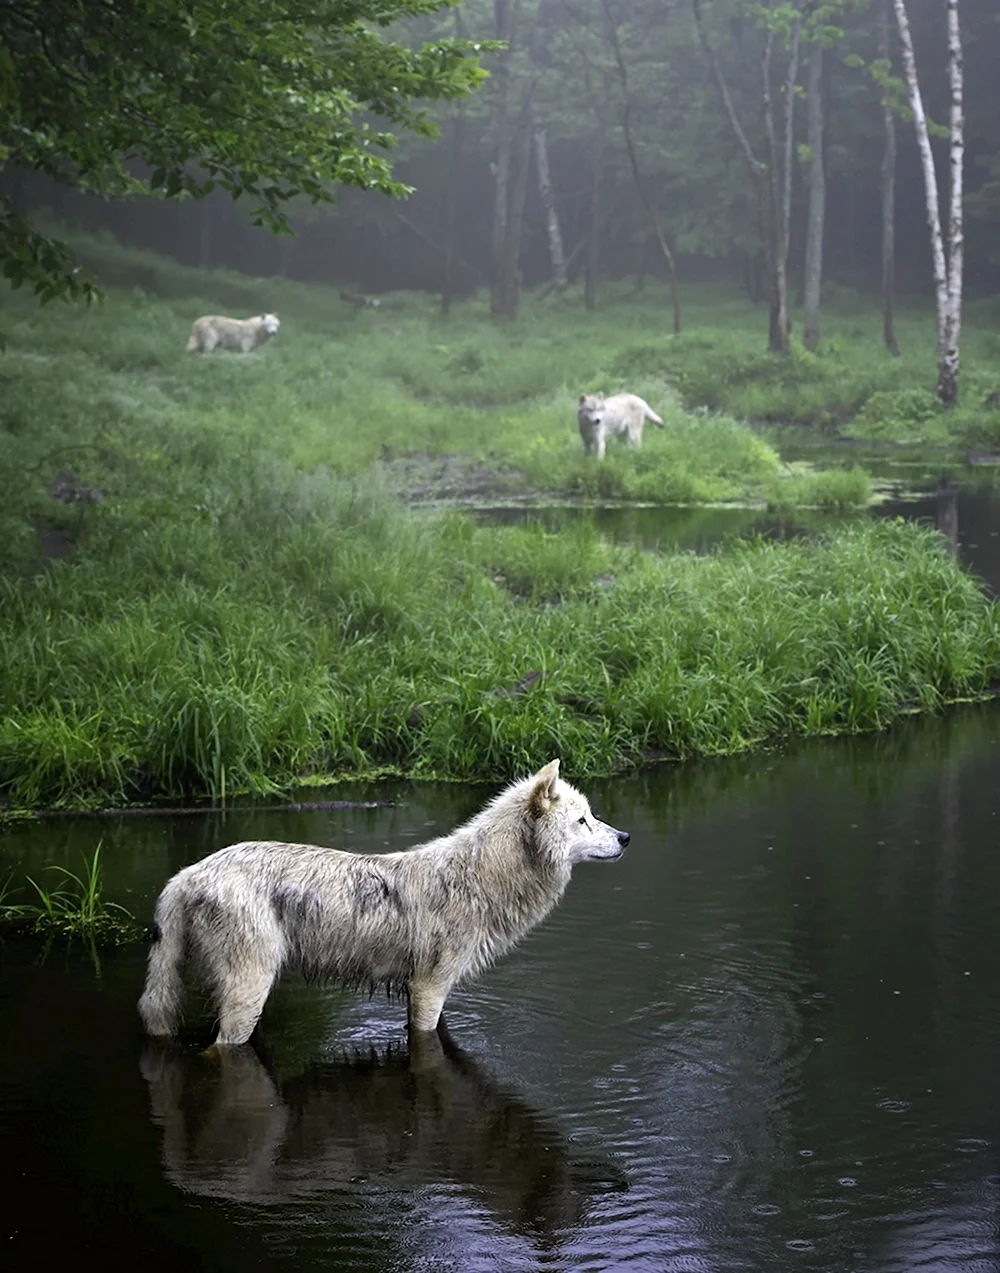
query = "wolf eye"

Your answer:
(578, 815), (587, 825)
